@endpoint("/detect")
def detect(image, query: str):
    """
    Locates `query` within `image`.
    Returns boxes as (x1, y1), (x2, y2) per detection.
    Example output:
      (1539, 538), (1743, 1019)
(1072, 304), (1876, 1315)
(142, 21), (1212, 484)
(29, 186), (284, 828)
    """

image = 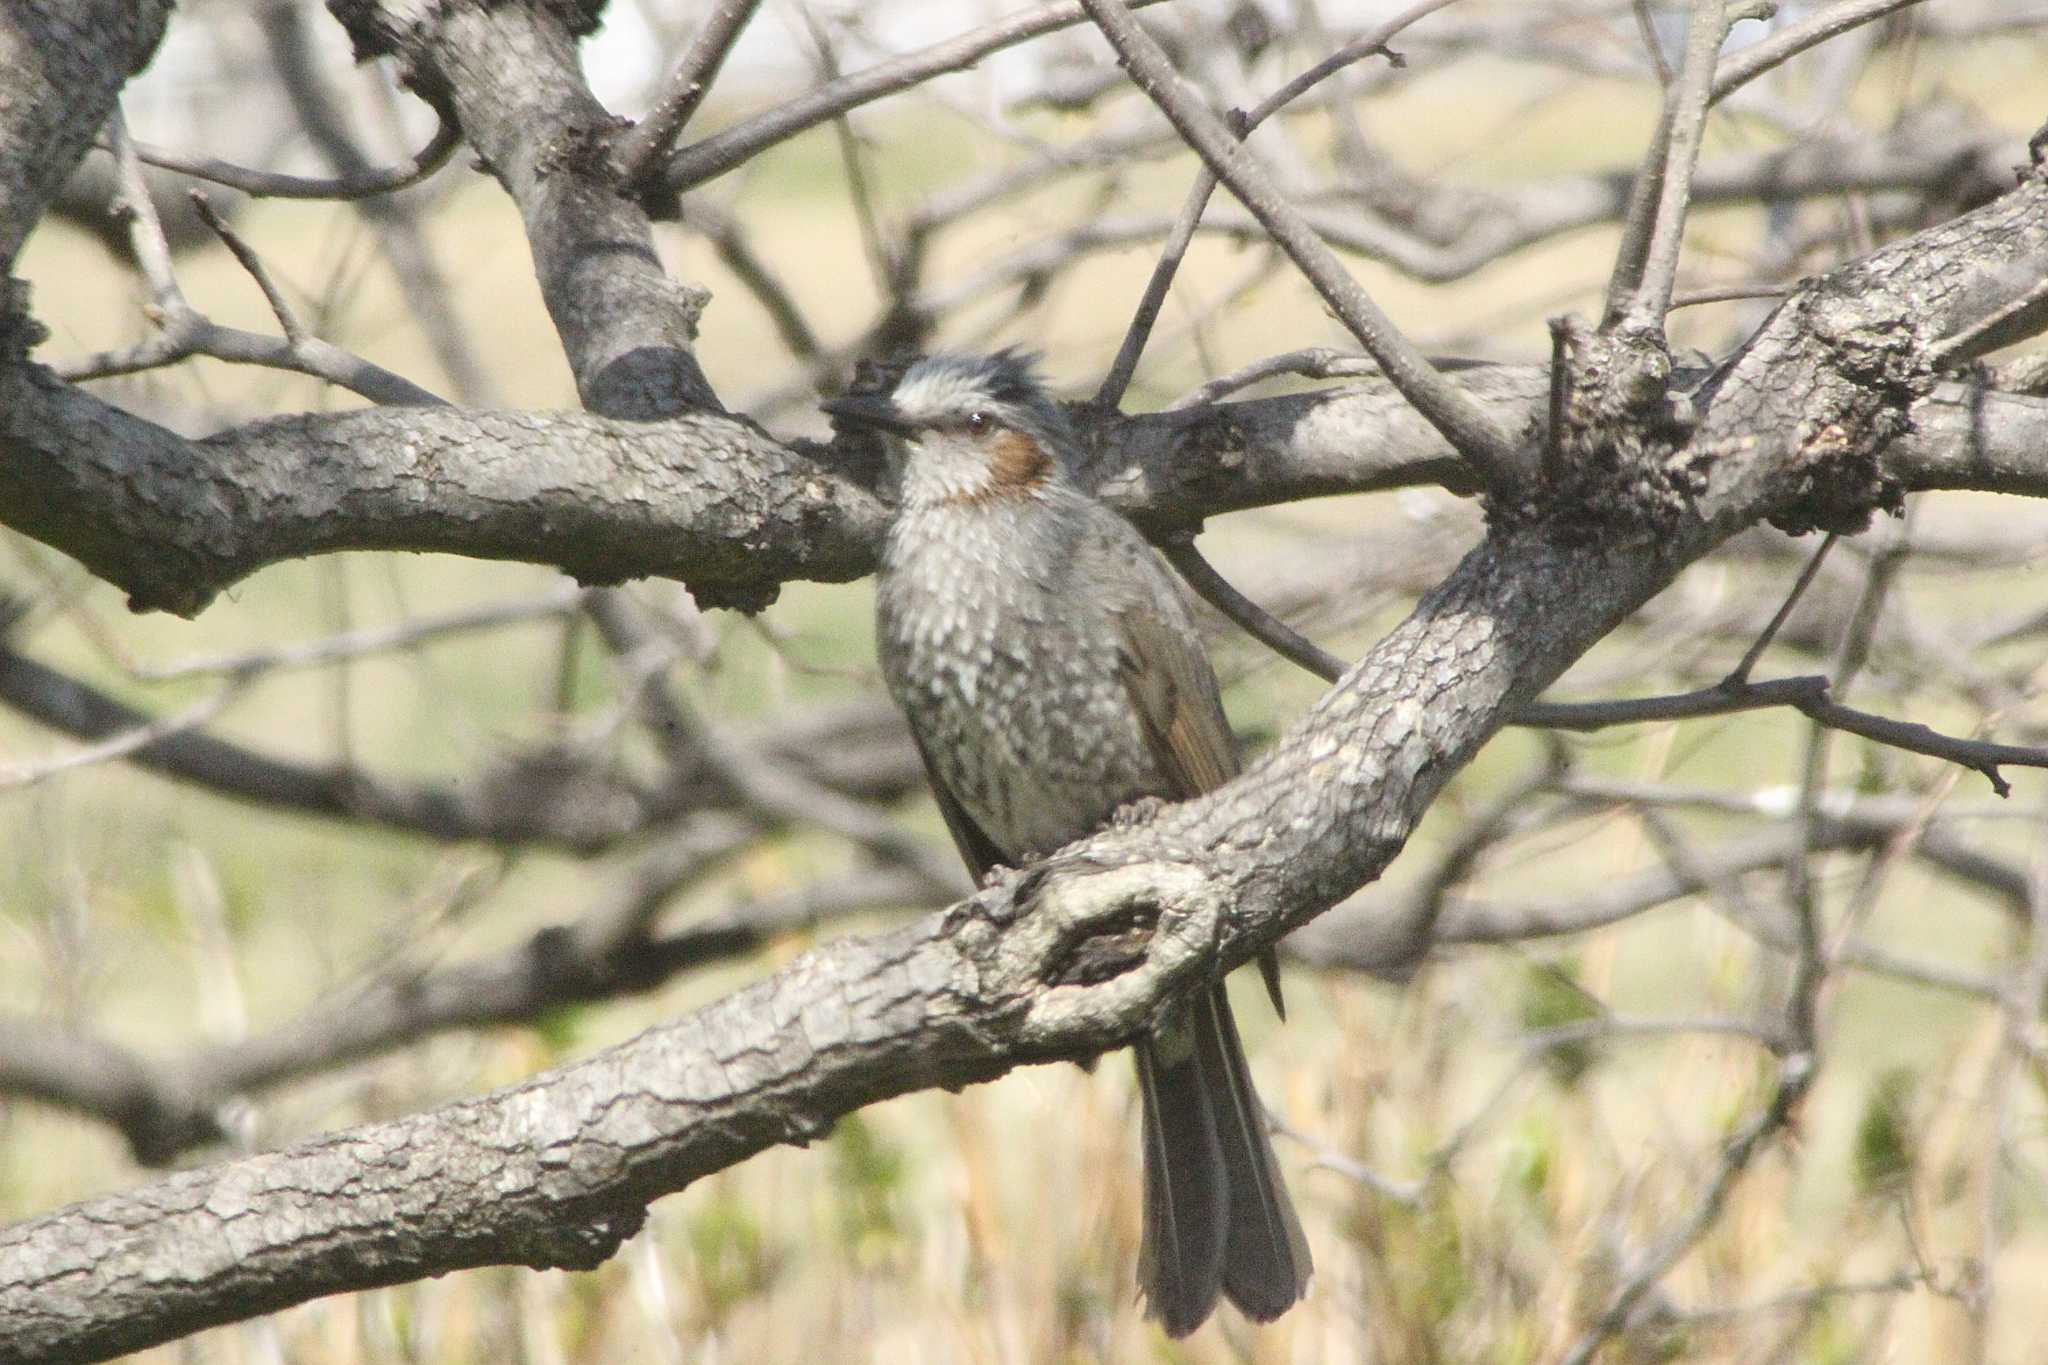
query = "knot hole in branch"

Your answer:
(1003, 861), (1225, 1053)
